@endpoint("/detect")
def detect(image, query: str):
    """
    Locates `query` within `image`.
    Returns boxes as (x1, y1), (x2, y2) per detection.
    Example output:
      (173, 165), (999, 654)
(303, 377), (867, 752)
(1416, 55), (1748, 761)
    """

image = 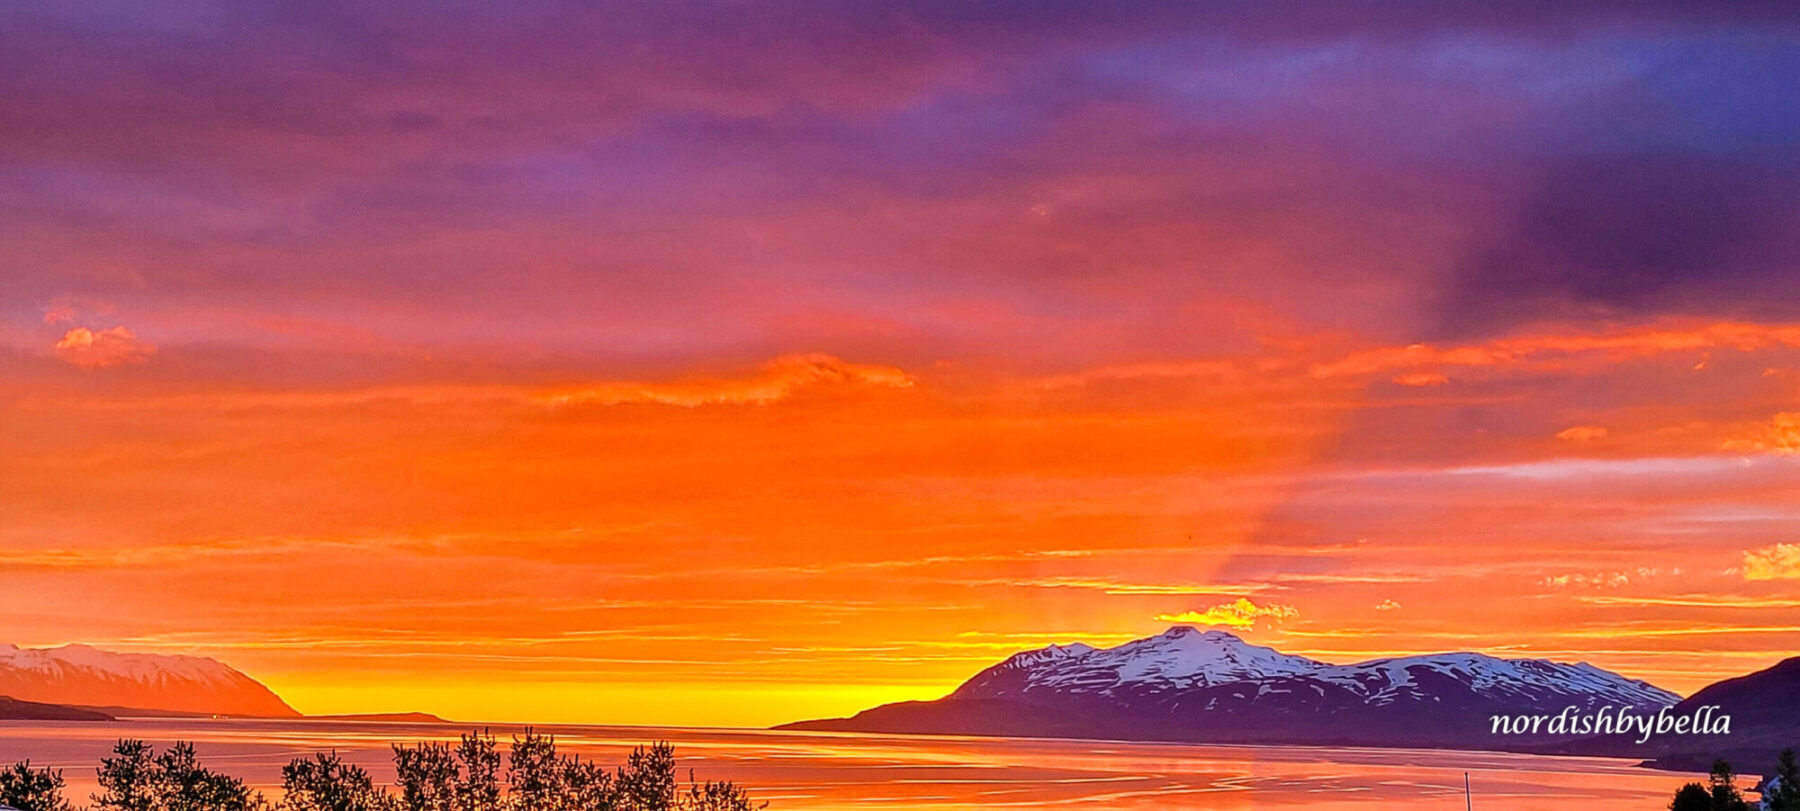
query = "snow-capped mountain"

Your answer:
(0, 643), (298, 718)
(953, 627), (1320, 699)
(782, 626), (1680, 751)
(1299, 651), (1676, 709)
